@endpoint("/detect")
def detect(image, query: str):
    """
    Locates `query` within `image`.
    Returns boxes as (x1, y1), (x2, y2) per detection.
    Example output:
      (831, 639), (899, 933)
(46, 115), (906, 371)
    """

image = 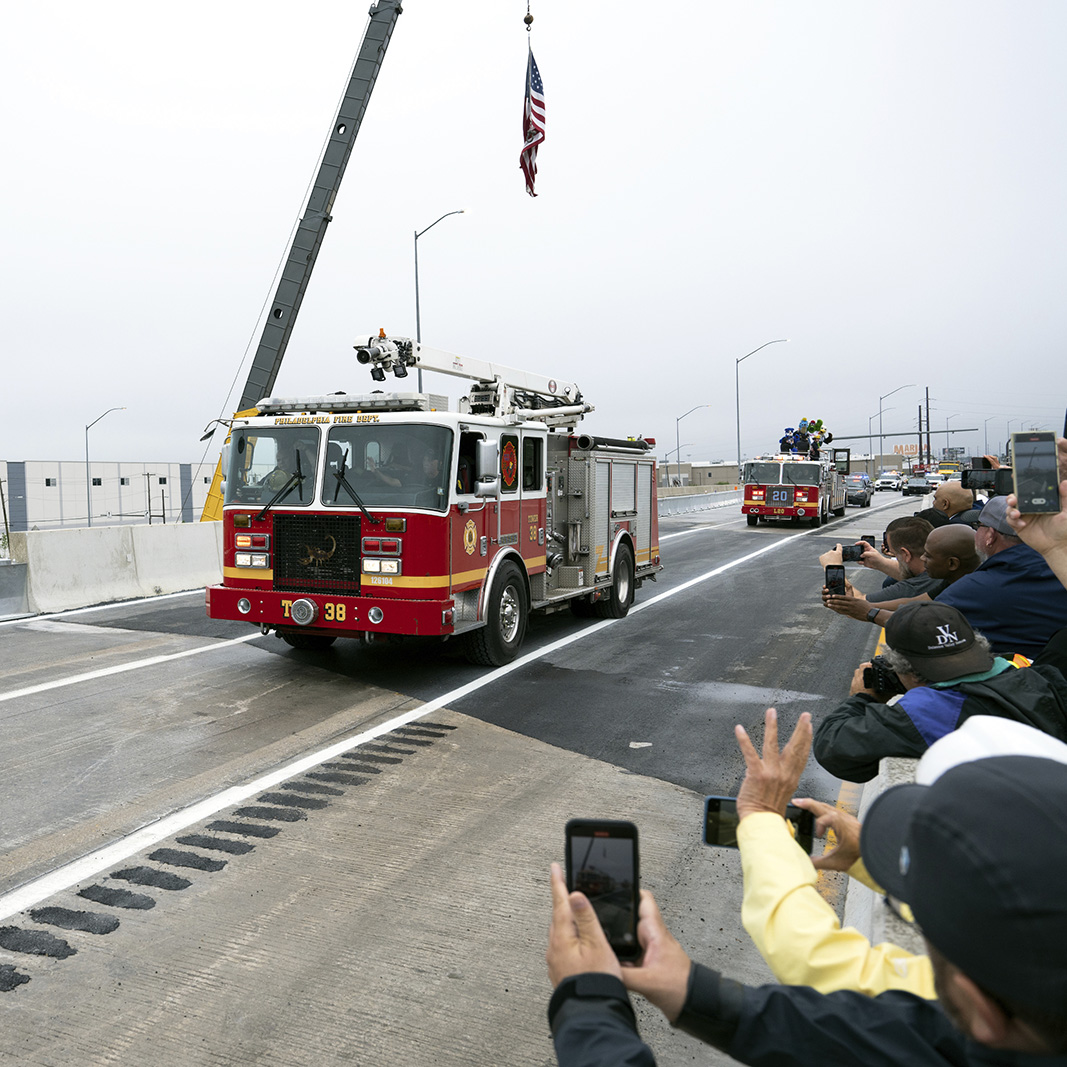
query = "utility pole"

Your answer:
(924, 387), (932, 467)
(0, 477), (10, 553)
